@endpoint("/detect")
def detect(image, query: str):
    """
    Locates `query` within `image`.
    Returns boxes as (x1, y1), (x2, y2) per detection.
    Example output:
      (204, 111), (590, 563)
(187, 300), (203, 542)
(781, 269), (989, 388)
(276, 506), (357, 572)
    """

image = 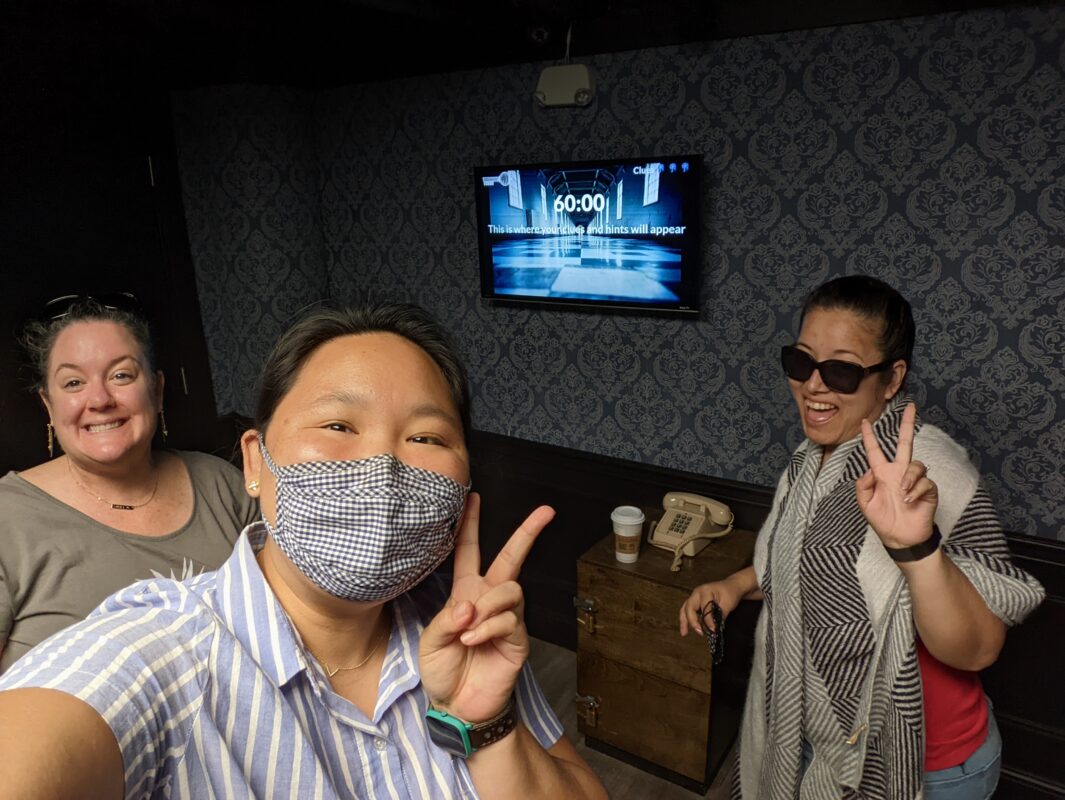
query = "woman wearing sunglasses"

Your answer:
(0, 294), (259, 673)
(679, 275), (1044, 800)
